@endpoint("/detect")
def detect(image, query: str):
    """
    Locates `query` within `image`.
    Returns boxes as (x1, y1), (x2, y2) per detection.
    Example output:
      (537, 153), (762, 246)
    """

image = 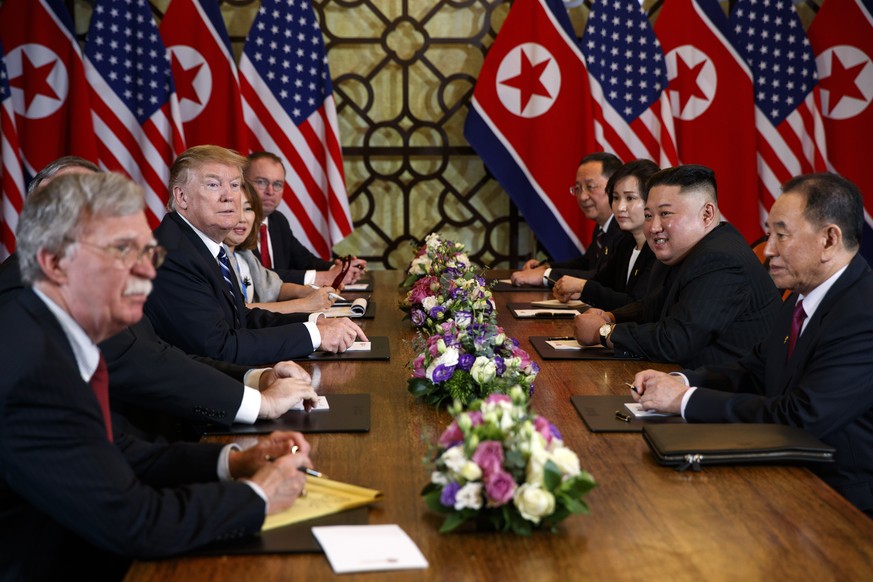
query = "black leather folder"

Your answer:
(643, 423), (836, 471)
(205, 393), (371, 435)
